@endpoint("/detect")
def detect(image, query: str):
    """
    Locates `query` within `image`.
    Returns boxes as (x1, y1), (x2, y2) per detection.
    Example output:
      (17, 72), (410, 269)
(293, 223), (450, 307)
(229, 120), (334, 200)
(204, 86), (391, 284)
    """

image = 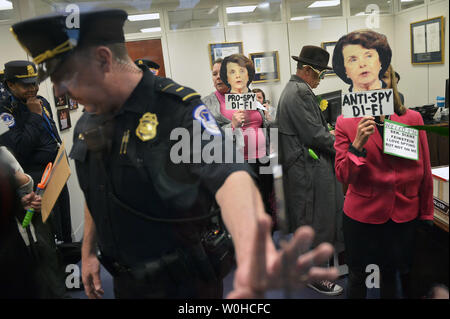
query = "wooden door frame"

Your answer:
(125, 32), (172, 78)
